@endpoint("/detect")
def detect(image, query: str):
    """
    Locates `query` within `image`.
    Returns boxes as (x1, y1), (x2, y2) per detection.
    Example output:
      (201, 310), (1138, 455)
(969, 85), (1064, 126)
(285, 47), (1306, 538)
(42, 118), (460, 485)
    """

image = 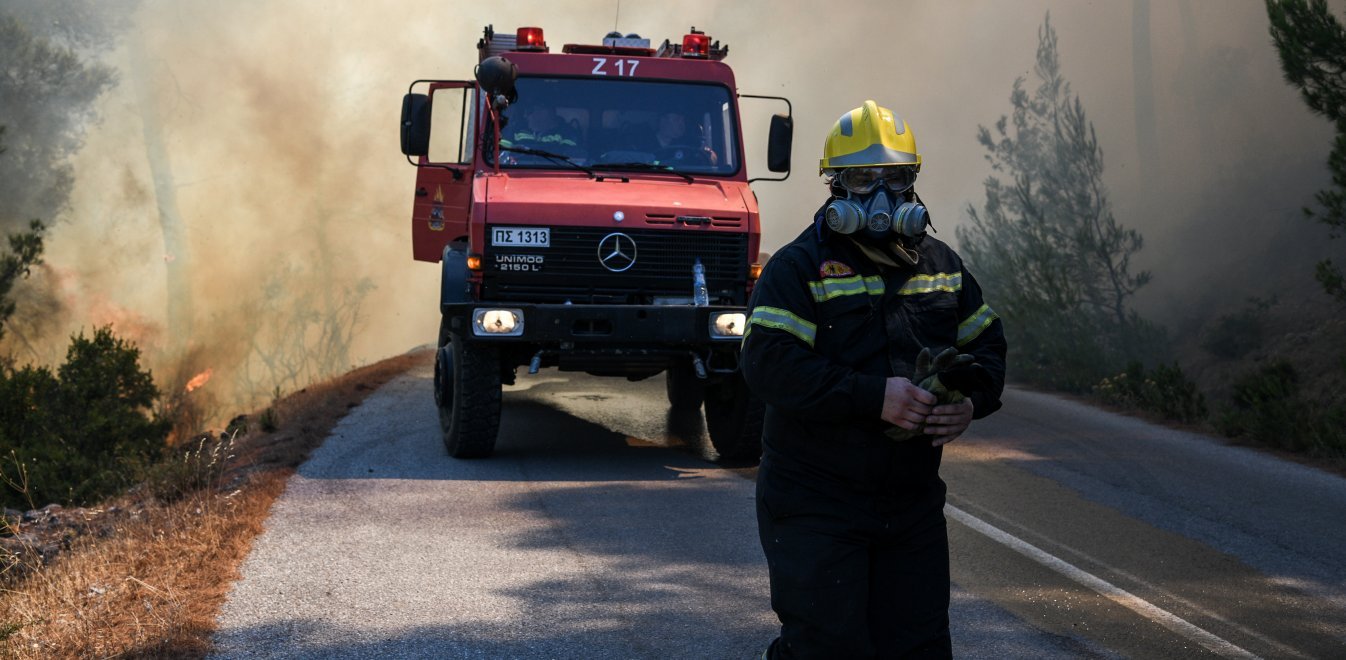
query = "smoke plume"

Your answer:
(9, 0), (1338, 421)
